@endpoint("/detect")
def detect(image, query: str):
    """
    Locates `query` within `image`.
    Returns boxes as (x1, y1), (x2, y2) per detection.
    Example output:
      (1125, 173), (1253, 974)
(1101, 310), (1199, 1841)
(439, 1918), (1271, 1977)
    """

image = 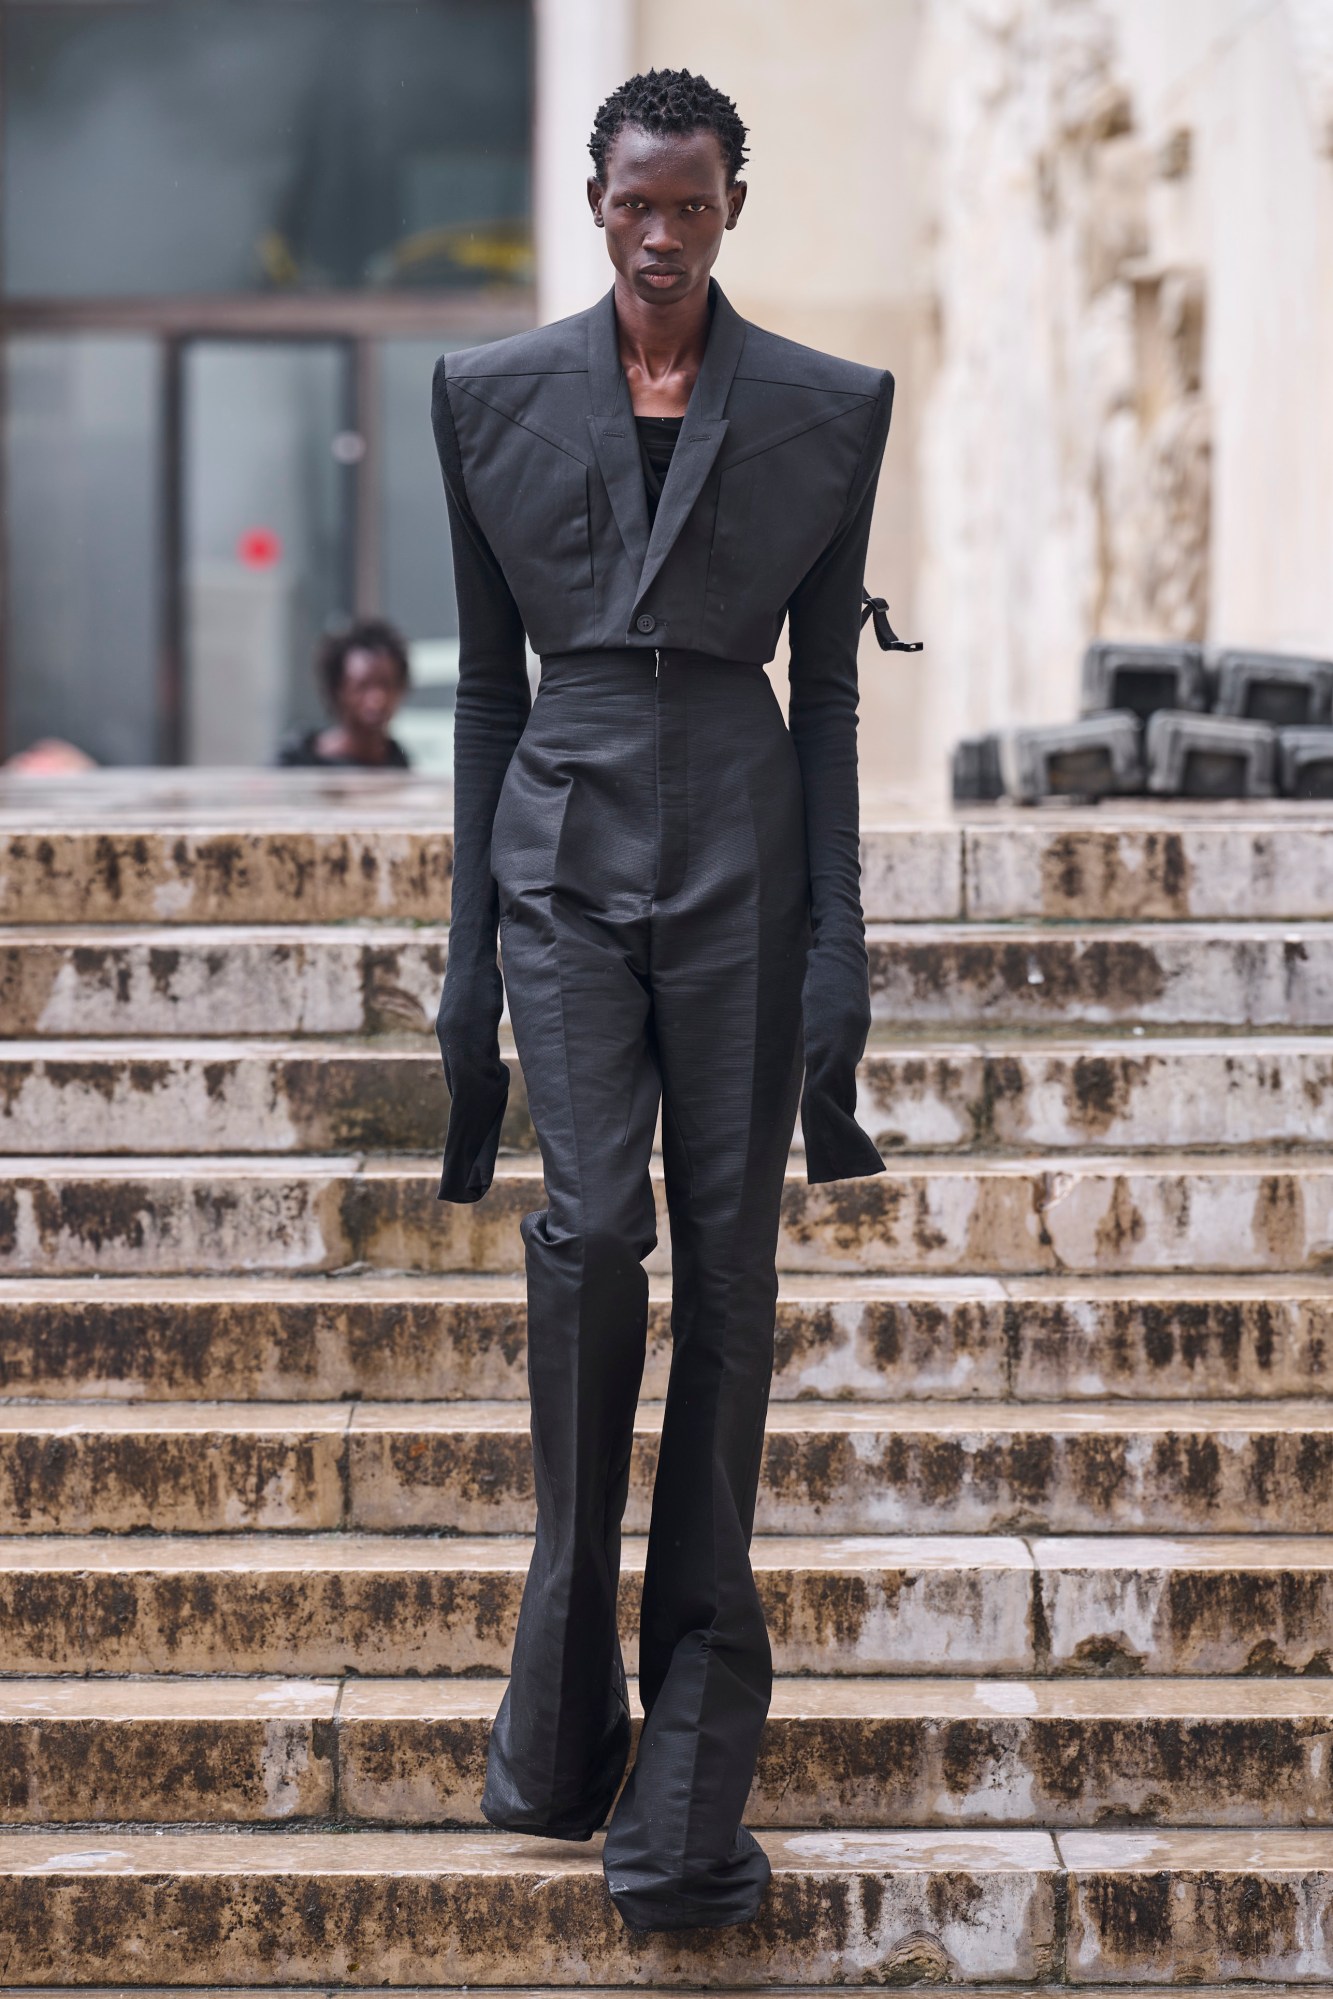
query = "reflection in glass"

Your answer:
(3, 0), (532, 298)
(4, 336), (161, 765)
(182, 341), (354, 765)
(379, 339), (462, 647)
(379, 339), (464, 772)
